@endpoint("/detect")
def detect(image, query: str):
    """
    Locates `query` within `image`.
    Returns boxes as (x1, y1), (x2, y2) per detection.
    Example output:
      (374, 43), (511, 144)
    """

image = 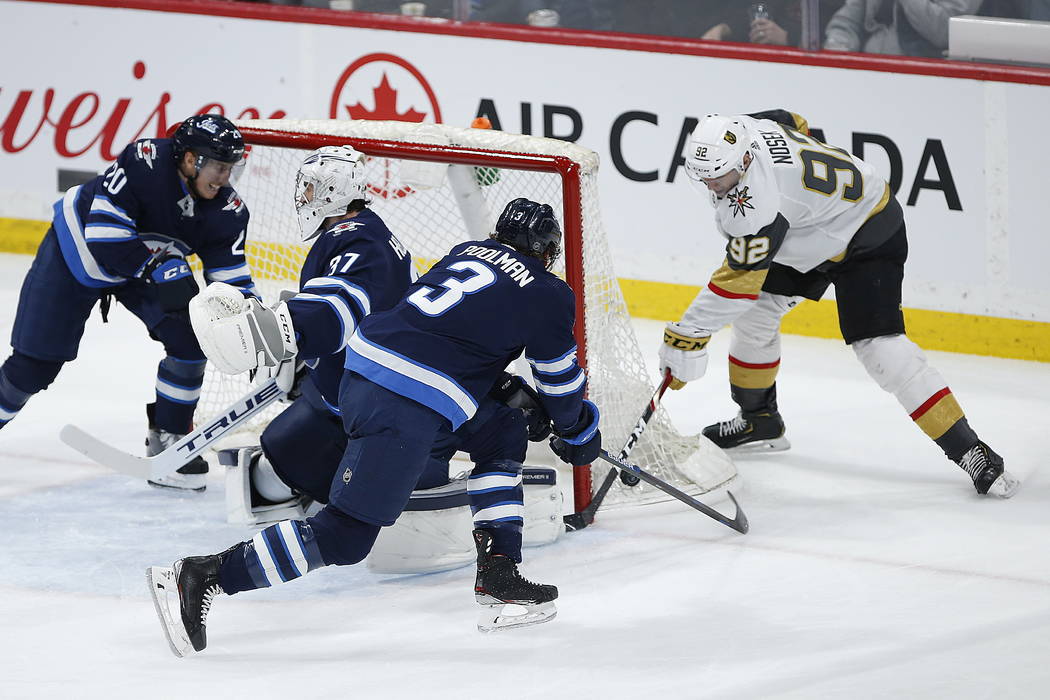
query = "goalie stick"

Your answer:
(598, 449), (749, 534)
(60, 379), (284, 482)
(563, 370), (674, 531)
